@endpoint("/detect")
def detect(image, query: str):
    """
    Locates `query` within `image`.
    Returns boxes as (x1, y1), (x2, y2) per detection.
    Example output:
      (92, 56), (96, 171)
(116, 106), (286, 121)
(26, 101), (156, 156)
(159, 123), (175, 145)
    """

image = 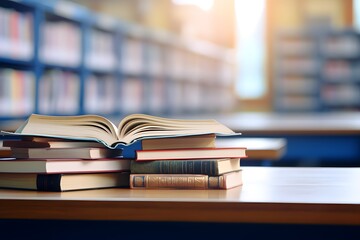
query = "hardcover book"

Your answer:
(3, 134), (216, 159)
(135, 147), (247, 161)
(3, 138), (105, 148)
(0, 158), (130, 174)
(130, 158), (241, 176)
(0, 172), (130, 192)
(10, 147), (122, 159)
(0, 147), (11, 158)
(129, 170), (243, 189)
